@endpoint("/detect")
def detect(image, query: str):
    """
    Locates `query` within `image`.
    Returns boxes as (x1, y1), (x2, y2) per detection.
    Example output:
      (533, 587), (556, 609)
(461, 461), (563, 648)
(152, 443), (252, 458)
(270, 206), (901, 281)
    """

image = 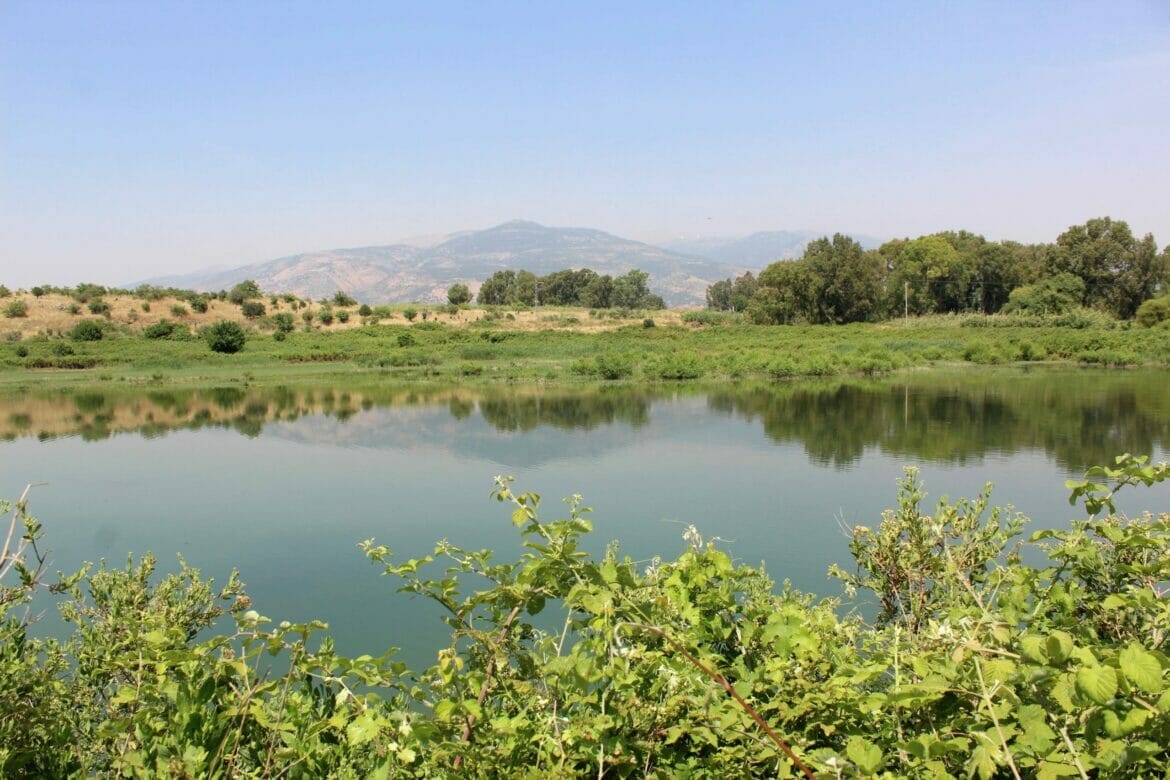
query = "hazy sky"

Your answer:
(2, 1), (1169, 287)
